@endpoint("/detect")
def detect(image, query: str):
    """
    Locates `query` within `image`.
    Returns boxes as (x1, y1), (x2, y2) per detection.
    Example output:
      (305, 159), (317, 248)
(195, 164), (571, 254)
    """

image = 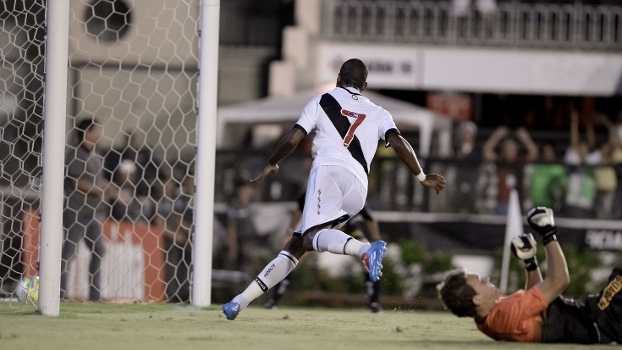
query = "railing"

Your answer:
(322, 0), (622, 51)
